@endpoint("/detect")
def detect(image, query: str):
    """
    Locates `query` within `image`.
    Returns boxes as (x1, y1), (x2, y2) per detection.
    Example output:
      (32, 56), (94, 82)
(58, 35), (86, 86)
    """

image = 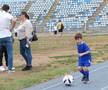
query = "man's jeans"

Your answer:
(19, 38), (32, 66)
(0, 36), (13, 70)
